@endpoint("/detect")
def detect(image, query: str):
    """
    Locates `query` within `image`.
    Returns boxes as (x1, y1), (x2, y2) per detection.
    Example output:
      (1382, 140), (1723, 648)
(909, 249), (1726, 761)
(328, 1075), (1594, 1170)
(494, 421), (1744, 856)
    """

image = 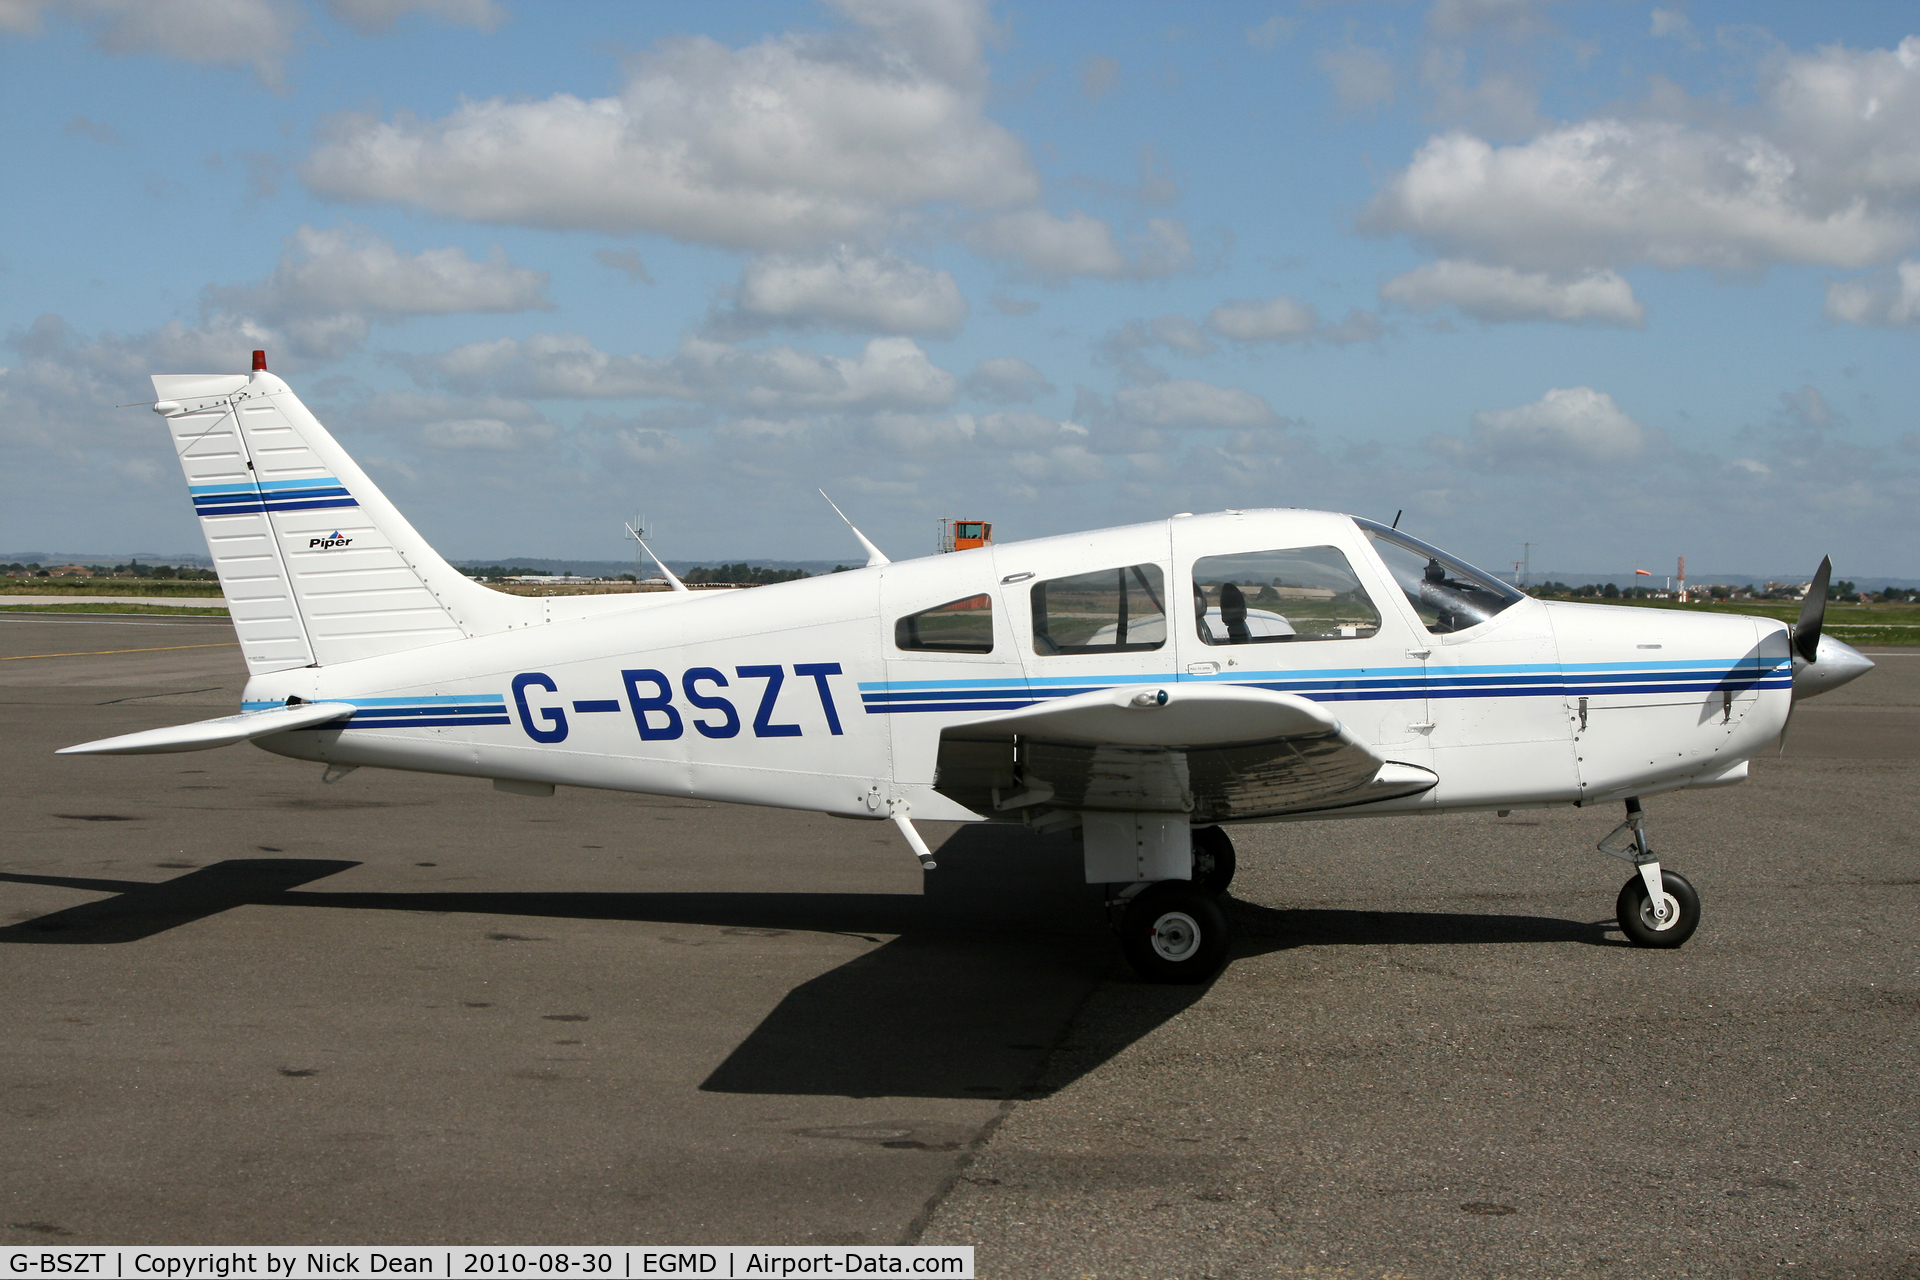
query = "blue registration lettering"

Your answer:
(735, 664), (801, 738)
(621, 668), (684, 740)
(792, 662), (845, 735)
(681, 667), (741, 739)
(512, 672), (568, 744)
